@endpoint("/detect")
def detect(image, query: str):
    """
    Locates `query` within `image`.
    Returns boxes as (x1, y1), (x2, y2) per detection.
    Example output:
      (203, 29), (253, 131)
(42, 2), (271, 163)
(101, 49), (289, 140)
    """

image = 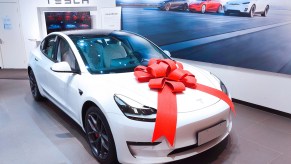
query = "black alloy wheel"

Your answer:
(85, 106), (117, 164)
(261, 5), (269, 17)
(249, 5), (256, 17)
(165, 3), (171, 11)
(28, 70), (43, 101)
